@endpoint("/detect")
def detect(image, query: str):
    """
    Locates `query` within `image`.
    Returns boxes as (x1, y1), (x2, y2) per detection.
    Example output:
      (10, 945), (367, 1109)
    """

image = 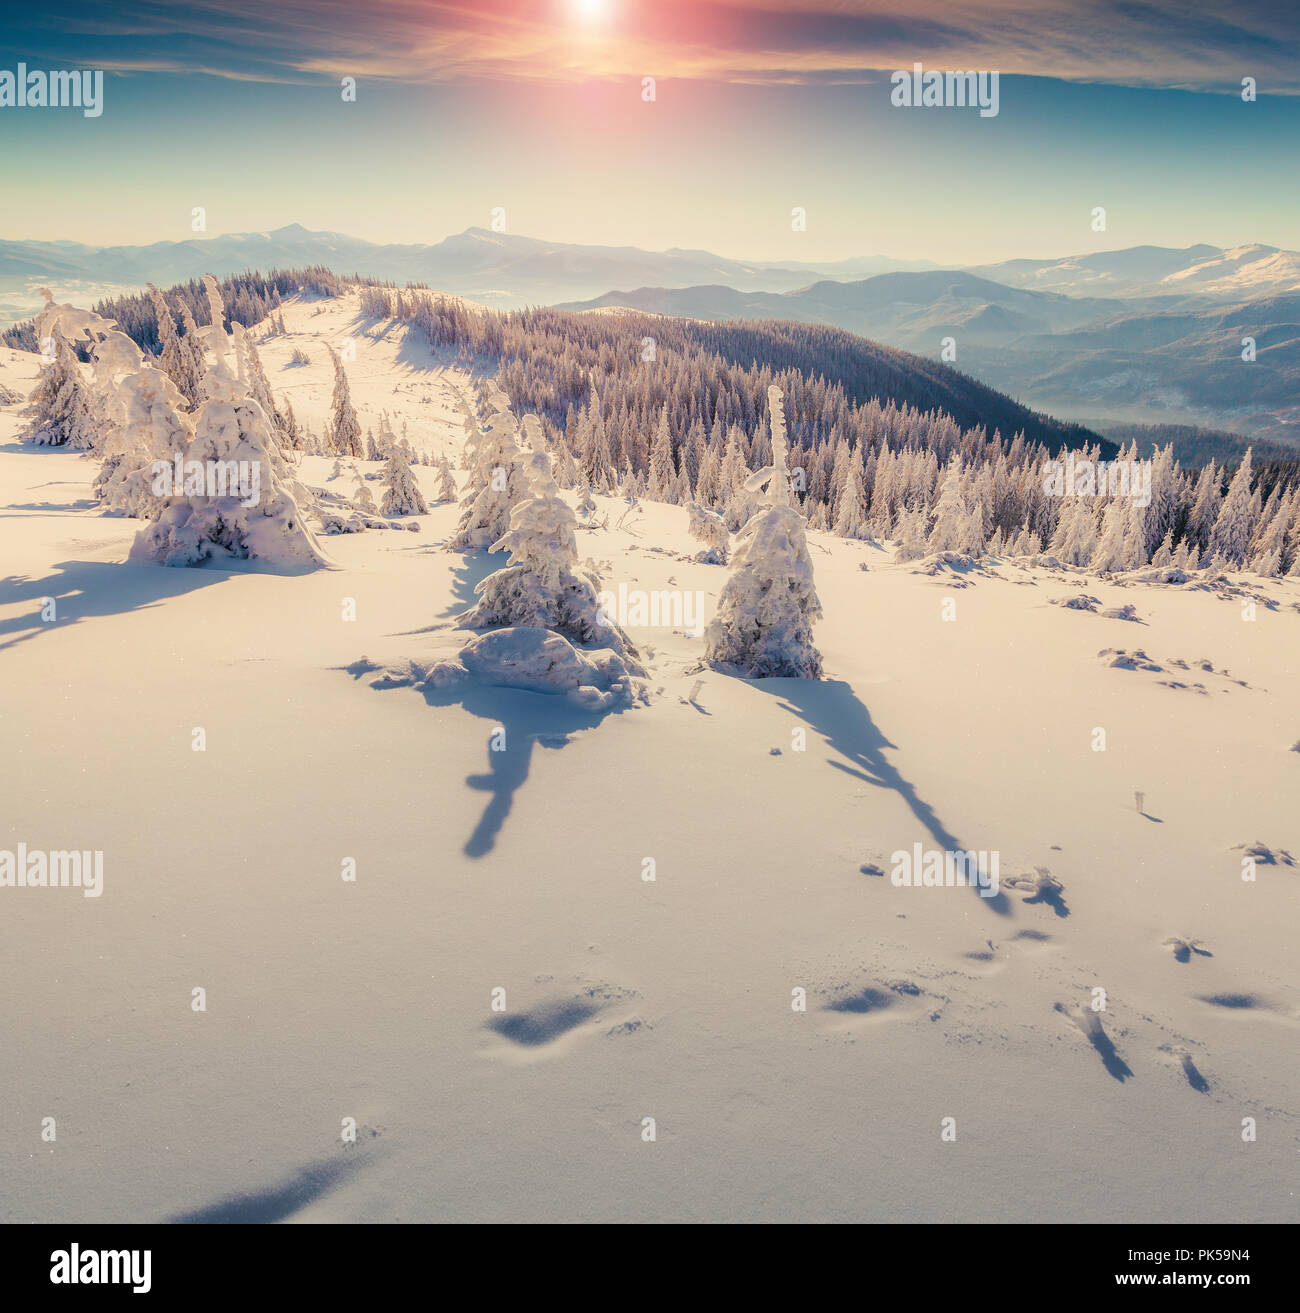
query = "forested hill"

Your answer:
(670, 315), (1109, 457)
(5, 266), (1111, 461)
